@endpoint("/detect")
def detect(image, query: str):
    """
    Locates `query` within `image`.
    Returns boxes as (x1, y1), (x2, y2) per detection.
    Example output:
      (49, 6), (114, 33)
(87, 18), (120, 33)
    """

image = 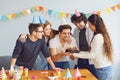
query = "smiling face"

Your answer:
(34, 26), (44, 39)
(43, 24), (51, 37)
(75, 21), (86, 29)
(59, 29), (71, 42)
